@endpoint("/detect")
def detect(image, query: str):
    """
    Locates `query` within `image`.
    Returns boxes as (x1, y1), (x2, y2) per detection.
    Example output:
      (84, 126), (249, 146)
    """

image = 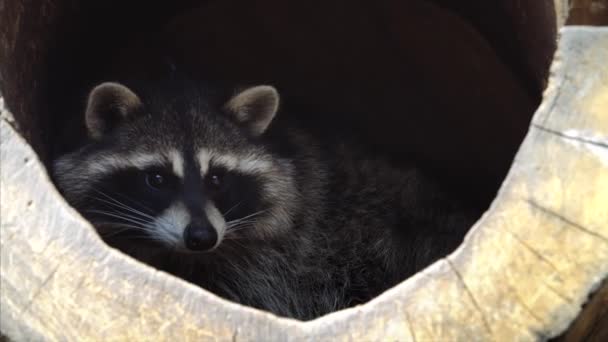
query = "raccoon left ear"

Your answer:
(85, 82), (143, 139)
(223, 85), (280, 136)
